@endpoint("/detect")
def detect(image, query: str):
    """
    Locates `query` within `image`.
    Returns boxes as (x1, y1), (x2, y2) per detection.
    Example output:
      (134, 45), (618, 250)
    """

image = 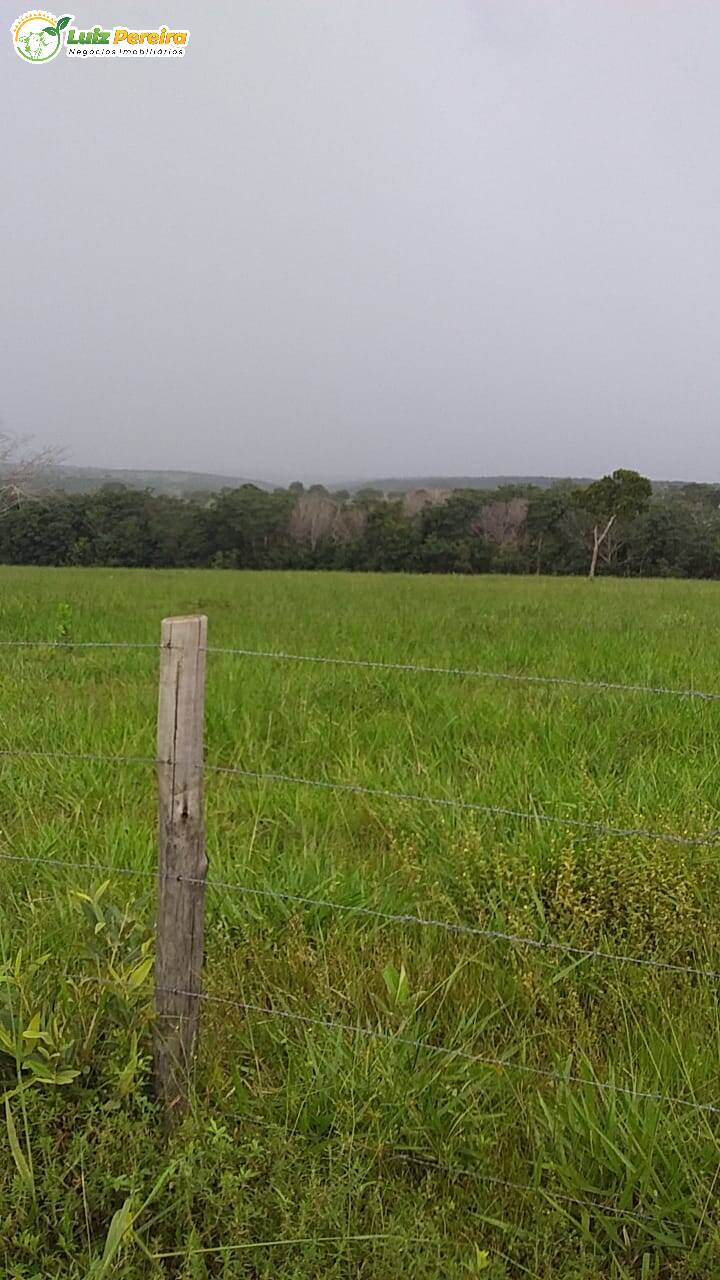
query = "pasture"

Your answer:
(1, 566), (720, 1278)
